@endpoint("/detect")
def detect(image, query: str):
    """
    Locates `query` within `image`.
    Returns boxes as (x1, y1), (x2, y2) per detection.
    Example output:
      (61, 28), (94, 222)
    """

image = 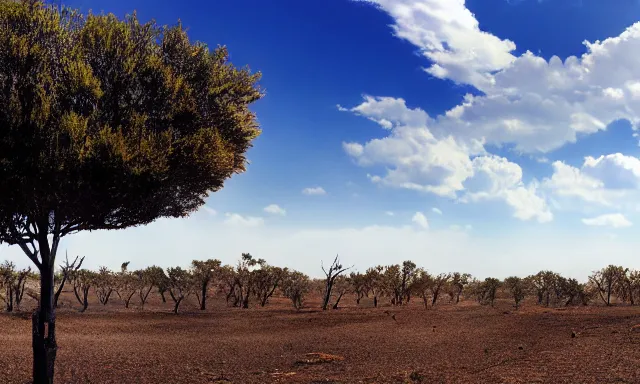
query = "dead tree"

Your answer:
(53, 252), (84, 308)
(321, 255), (351, 310)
